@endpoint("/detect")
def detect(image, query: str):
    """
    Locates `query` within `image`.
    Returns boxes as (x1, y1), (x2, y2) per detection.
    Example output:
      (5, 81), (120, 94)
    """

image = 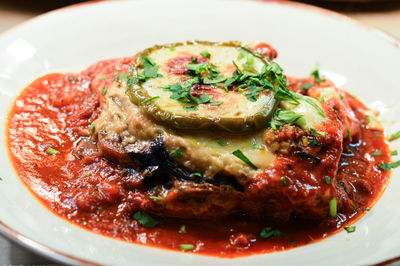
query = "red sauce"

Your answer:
(6, 57), (391, 257)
